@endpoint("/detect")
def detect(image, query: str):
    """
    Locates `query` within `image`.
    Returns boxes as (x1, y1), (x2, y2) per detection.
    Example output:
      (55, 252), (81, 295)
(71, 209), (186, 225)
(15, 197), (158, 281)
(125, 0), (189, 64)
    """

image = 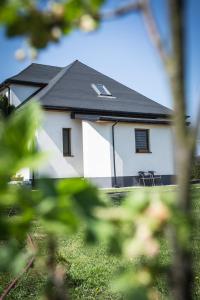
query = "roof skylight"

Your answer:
(92, 83), (112, 97)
